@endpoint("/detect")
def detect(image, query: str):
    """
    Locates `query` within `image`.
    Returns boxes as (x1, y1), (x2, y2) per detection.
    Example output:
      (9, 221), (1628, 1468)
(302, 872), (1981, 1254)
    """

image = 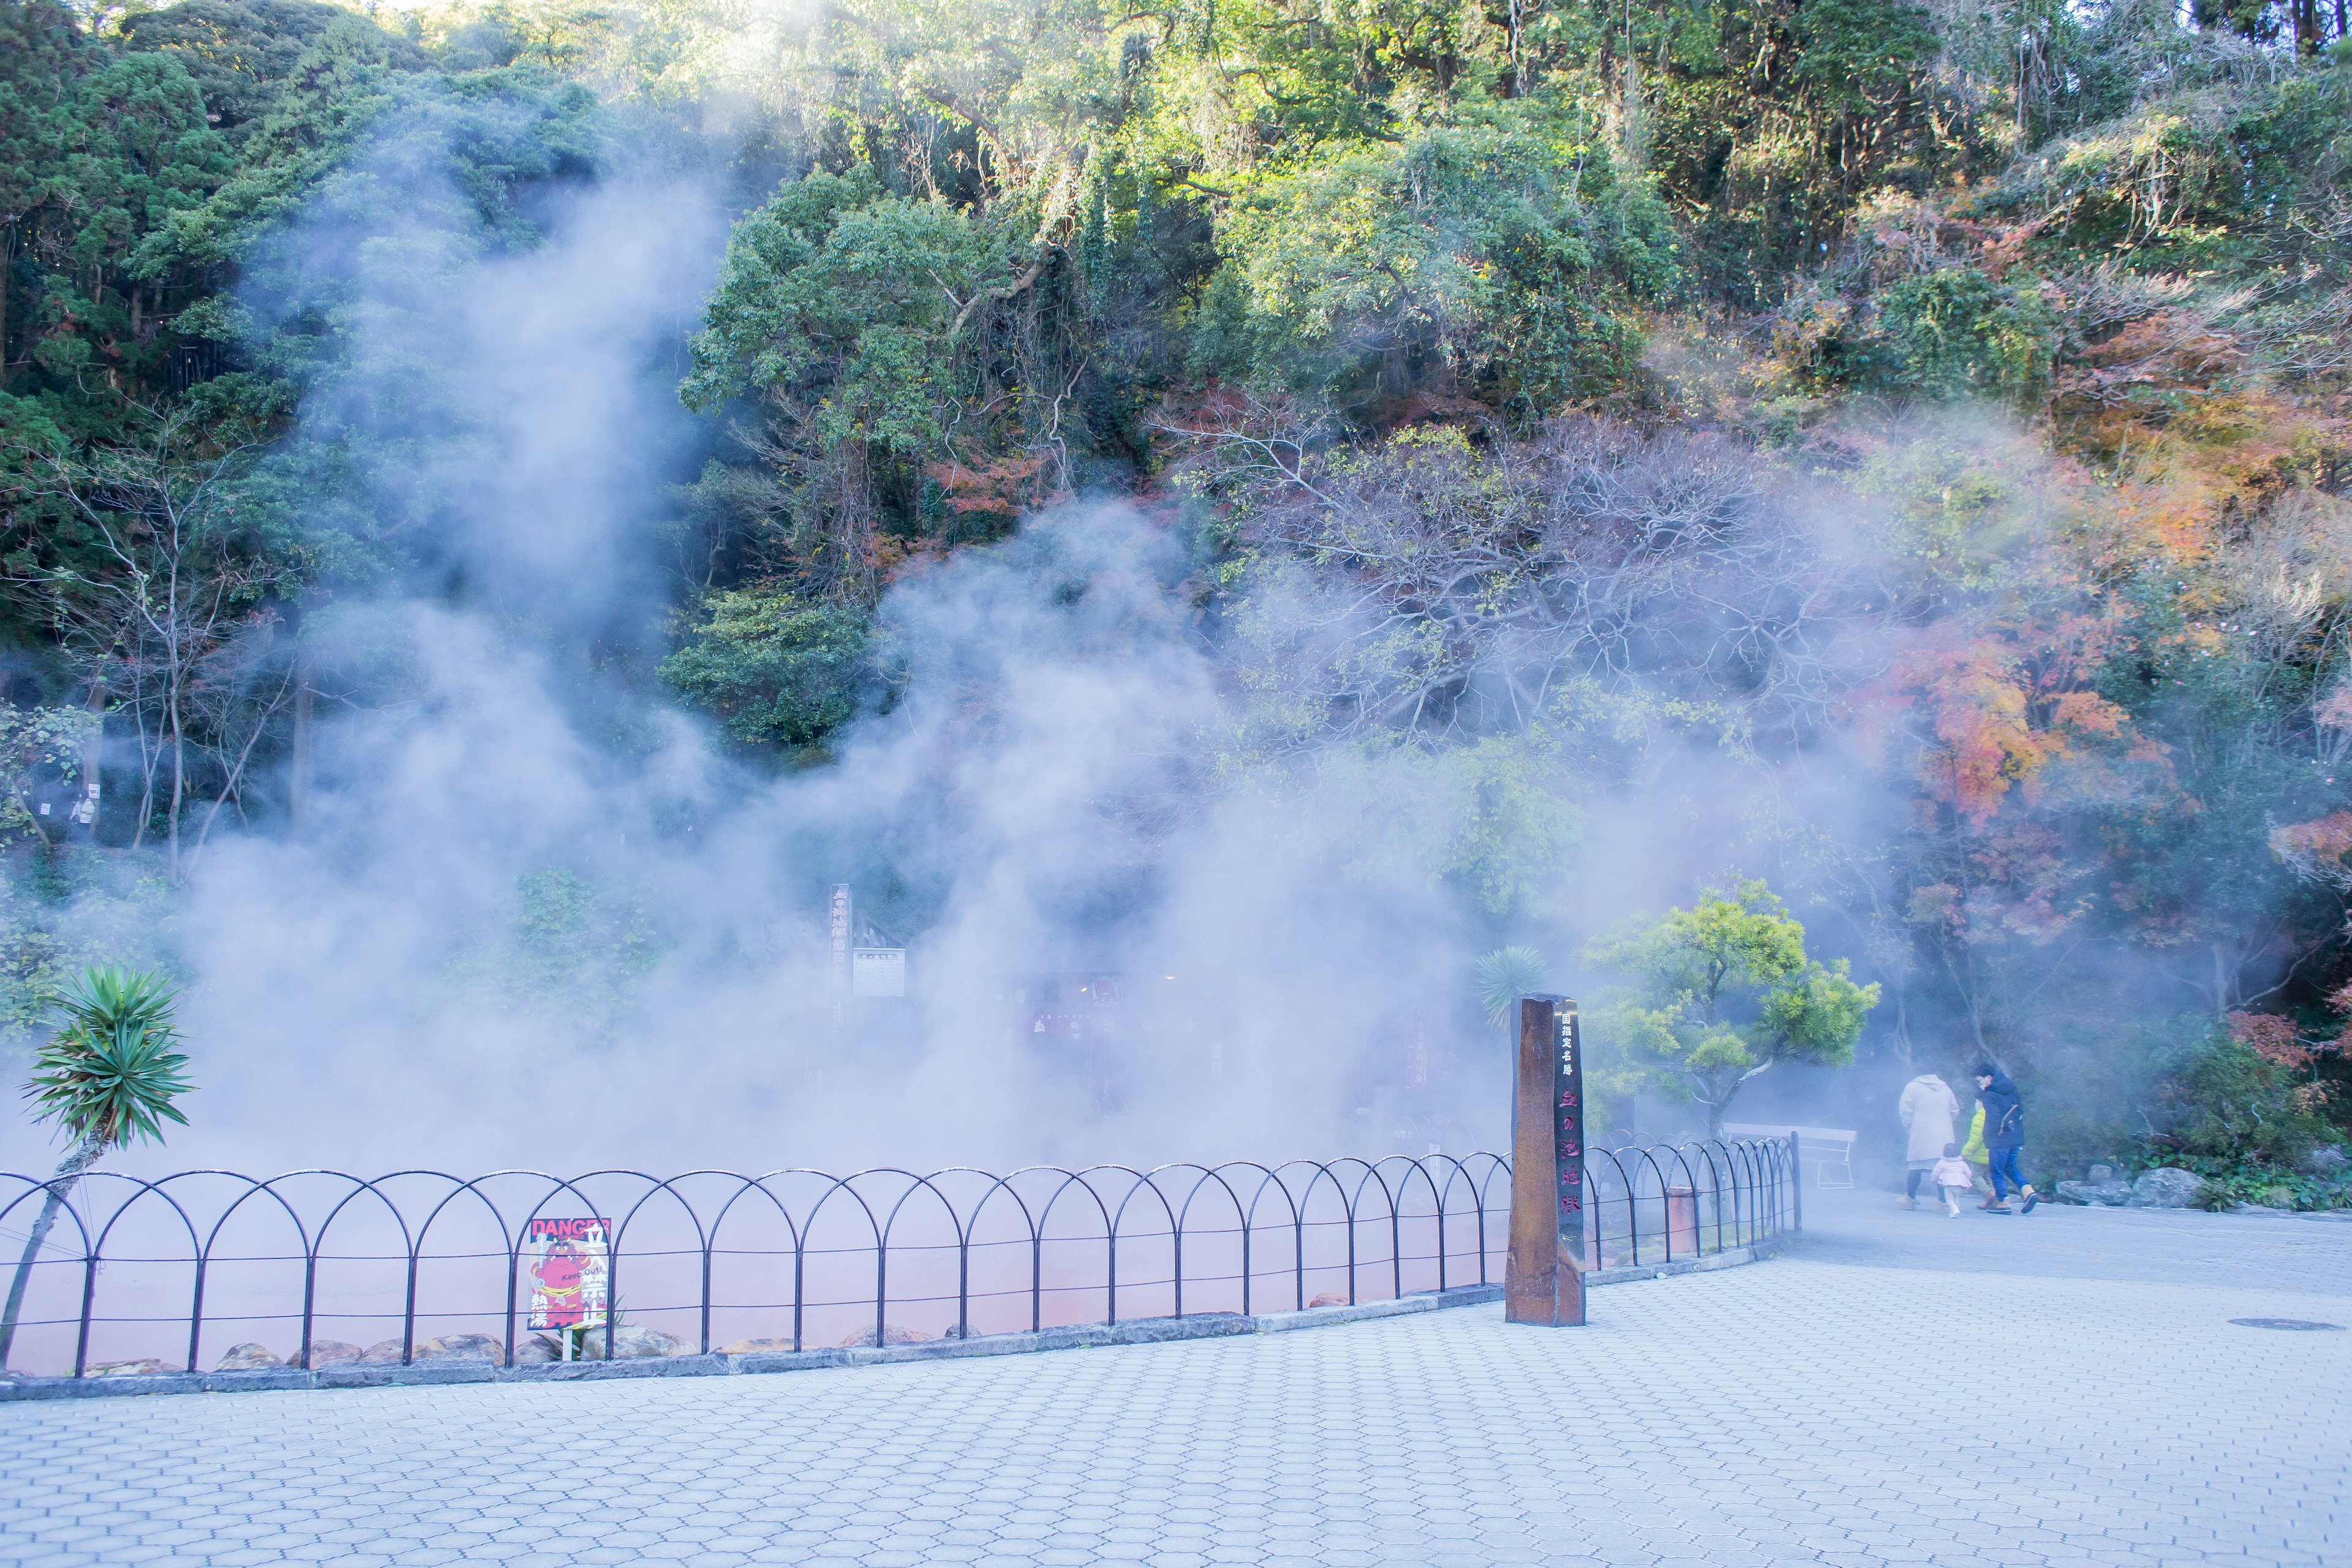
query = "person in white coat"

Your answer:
(1897, 1072), (1960, 1210)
